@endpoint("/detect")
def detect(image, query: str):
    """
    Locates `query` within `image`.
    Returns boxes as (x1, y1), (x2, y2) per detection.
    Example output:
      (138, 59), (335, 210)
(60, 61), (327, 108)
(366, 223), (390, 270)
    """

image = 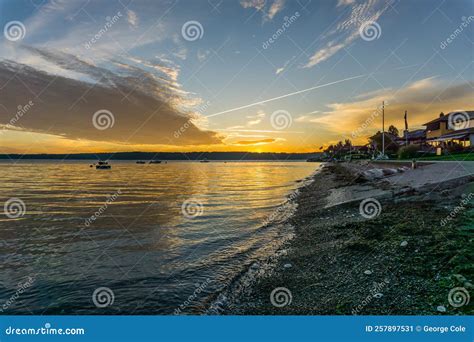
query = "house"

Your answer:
(399, 129), (426, 145)
(424, 111), (474, 147)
